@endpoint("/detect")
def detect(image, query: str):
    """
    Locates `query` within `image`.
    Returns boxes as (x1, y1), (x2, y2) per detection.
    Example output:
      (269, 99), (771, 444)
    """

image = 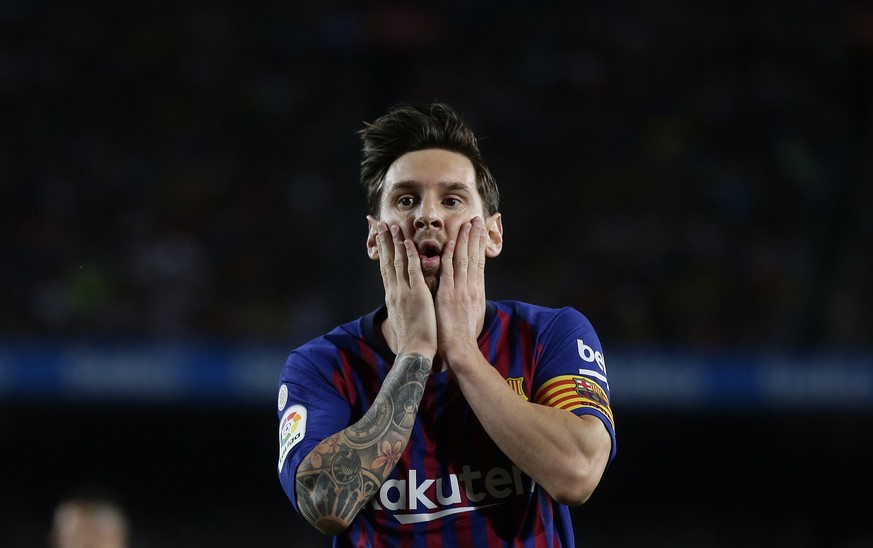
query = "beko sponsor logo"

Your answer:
(577, 338), (609, 387)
